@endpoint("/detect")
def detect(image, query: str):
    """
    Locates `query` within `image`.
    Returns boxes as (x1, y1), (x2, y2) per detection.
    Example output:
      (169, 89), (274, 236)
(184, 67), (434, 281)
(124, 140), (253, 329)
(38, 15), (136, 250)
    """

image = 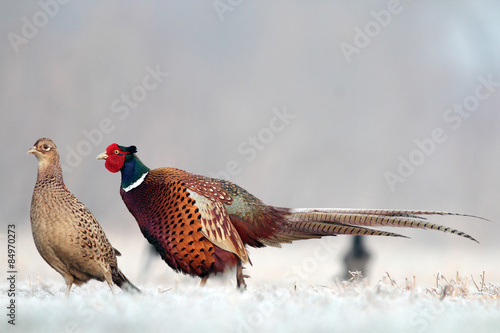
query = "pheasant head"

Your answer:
(97, 143), (150, 190)
(27, 138), (63, 176)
